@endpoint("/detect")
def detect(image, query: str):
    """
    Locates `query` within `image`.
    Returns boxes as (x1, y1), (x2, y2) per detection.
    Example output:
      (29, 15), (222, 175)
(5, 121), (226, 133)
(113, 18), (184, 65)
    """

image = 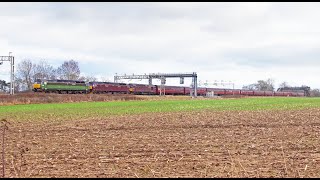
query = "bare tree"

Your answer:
(243, 78), (275, 91)
(0, 80), (8, 92)
(13, 76), (24, 92)
(57, 60), (80, 80)
(279, 81), (290, 89)
(310, 89), (320, 97)
(257, 78), (274, 91)
(34, 60), (56, 81)
(16, 60), (35, 91)
(242, 84), (256, 90)
(79, 75), (97, 82)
